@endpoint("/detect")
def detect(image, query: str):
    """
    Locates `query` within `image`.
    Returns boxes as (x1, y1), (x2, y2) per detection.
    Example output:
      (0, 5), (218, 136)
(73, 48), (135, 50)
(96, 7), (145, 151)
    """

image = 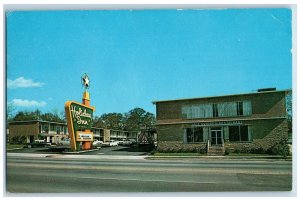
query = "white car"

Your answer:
(103, 140), (118, 147)
(119, 139), (132, 146)
(92, 140), (103, 147)
(60, 139), (70, 146)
